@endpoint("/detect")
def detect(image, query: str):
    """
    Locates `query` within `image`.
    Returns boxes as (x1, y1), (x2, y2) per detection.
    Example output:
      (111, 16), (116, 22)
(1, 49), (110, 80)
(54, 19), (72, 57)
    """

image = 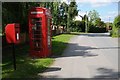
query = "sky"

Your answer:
(62, 0), (119, 23)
